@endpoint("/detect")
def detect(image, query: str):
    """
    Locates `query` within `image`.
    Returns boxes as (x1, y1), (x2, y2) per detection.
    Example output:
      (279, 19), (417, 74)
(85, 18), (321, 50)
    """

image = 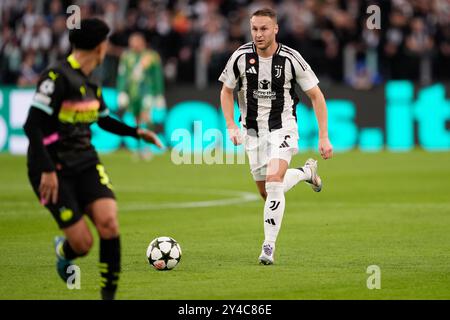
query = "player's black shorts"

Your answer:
(28, 163), (115, 229)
